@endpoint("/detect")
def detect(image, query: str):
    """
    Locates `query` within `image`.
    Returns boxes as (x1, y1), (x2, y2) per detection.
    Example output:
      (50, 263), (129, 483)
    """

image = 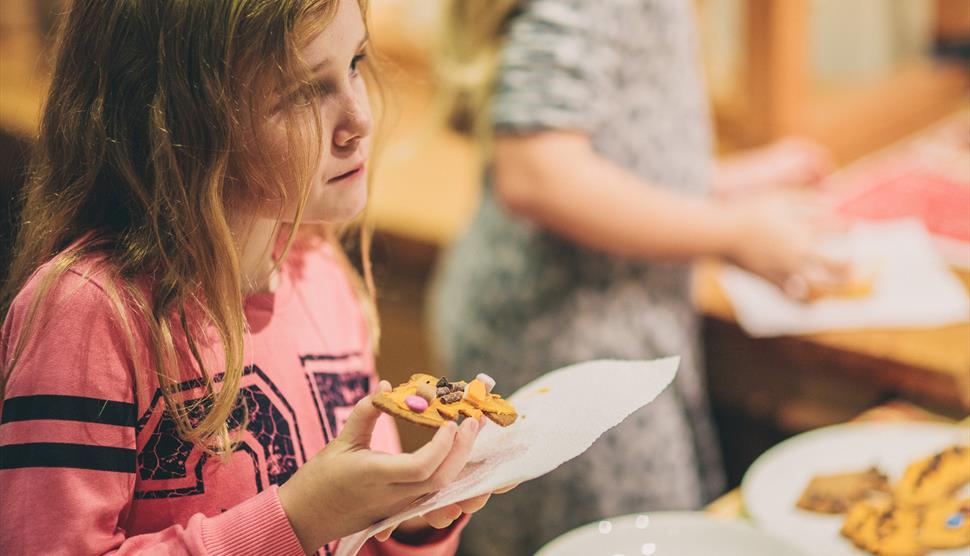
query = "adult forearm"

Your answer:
(494, 135), (739, 261)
